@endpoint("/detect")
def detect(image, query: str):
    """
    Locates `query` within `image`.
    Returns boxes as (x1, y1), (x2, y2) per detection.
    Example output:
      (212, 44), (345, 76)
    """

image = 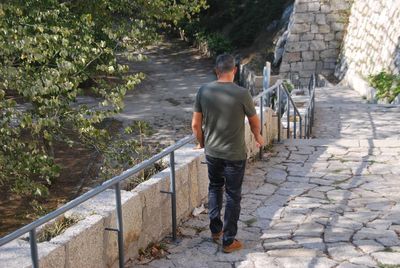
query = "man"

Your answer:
(192, 54), (264, 253)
